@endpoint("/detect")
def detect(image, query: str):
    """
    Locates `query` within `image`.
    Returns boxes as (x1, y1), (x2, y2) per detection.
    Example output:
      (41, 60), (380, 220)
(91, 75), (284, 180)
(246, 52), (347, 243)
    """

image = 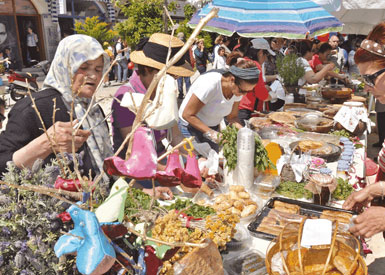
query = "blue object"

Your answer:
(55, 204), (116, 275)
